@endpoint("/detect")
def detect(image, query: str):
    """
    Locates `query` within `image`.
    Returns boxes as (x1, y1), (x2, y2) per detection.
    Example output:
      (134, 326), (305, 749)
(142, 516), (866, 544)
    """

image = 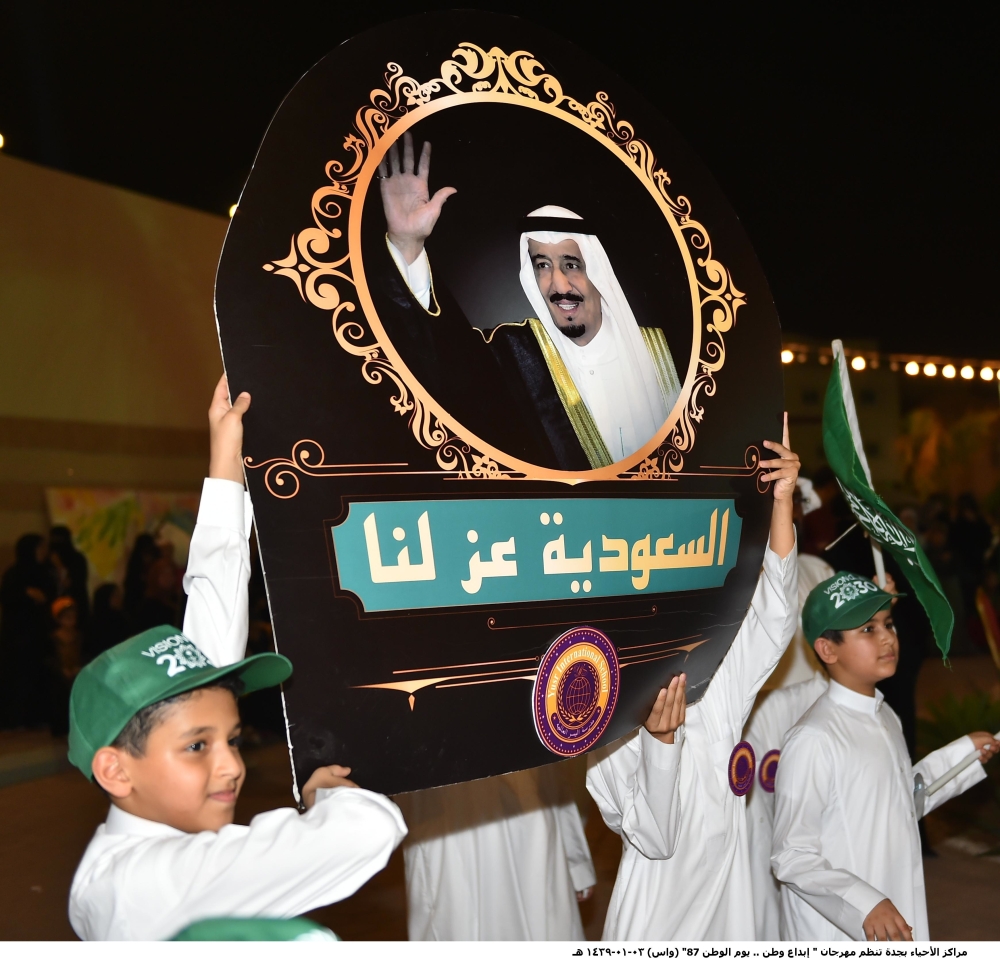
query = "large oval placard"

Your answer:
(215, 10), (784, 794)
